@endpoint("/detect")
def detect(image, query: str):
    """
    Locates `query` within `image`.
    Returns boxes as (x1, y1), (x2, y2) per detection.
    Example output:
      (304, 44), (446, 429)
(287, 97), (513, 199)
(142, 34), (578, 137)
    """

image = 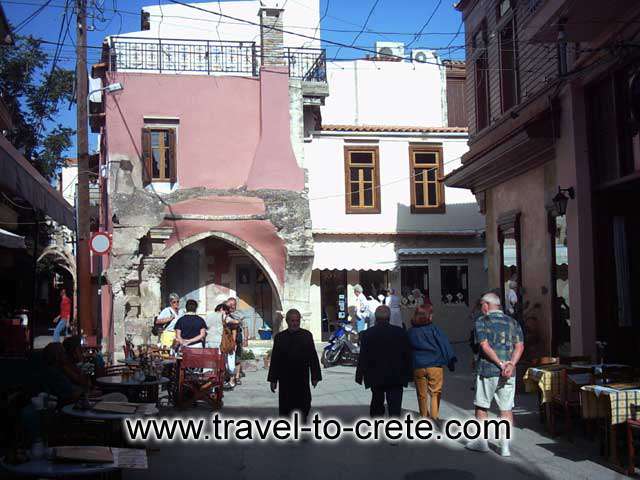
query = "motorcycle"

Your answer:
(322, 323), (360, 367)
